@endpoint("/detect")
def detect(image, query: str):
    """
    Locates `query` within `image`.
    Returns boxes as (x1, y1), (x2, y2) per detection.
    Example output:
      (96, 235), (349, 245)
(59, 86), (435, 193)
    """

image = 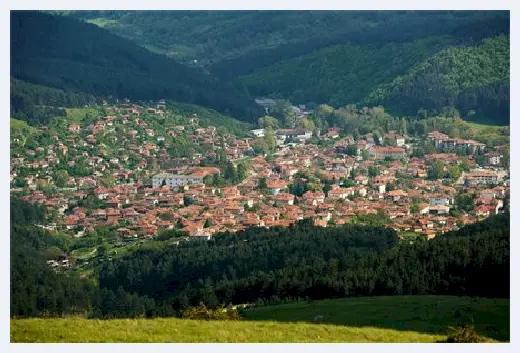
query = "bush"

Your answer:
(445, 325), (487, 343)
(181, 304), (241, 321)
